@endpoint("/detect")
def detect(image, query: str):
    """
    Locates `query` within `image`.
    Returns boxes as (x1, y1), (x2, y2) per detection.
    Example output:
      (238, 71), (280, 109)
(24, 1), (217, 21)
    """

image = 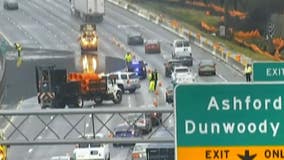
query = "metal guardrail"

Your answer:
(106, 0), (252, 73)
(0, 107), (174, 145)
